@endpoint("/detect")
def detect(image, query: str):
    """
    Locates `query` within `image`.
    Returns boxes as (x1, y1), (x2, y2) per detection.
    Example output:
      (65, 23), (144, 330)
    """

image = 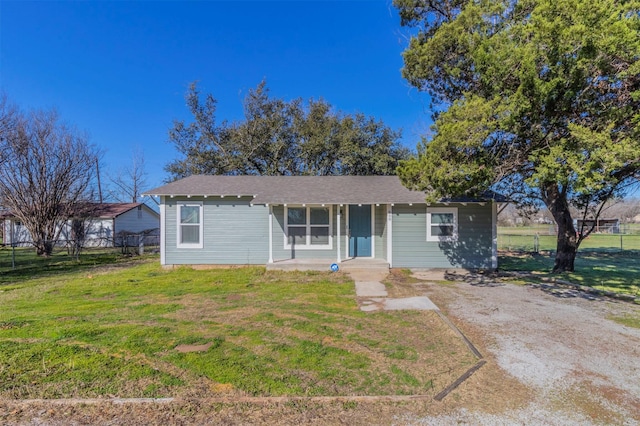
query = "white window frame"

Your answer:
(426, 207), (458, 242)
(177, 201), (204, 249)
(284, 205), (333, 250)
